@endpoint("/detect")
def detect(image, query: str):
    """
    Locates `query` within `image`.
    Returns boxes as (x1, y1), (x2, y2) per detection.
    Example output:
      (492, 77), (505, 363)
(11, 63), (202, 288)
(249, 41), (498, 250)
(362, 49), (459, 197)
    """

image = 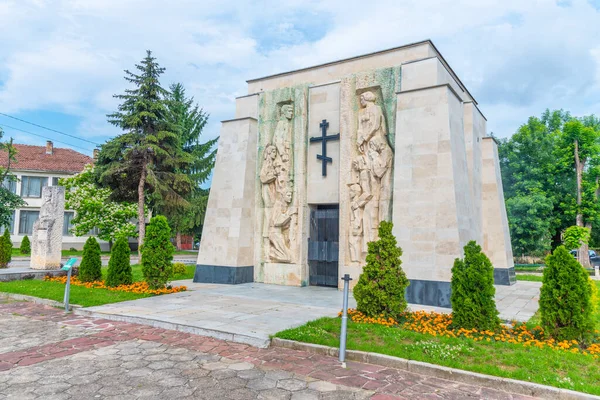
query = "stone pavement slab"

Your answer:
(0, 299), (537, 399)
(76, 281), (540, 347)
